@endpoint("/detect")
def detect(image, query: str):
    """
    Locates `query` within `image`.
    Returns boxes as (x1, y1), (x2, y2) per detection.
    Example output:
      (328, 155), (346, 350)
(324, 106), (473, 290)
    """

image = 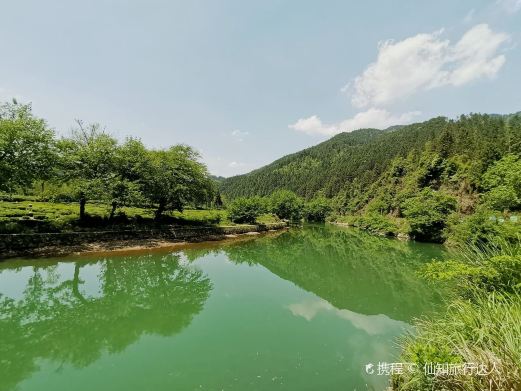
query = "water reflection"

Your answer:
(184, 224), (448, 322)
(0, 225), (449, 391)
(0, 254), (212, 391)
(288, 298), (409, 336)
